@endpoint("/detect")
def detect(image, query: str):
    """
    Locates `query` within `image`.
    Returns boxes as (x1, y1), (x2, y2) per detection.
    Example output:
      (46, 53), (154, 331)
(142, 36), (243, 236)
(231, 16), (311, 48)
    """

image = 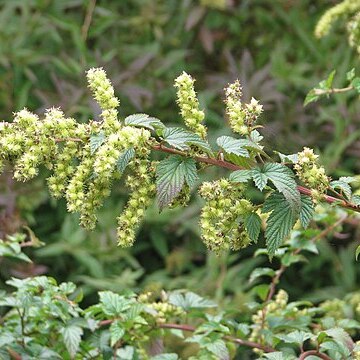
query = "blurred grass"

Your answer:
(1, 0), (360, 311)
